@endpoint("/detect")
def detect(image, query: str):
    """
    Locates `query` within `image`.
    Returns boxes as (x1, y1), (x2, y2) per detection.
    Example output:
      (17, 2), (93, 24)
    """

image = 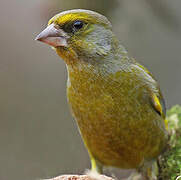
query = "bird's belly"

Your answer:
(67, 84), (167, 169)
